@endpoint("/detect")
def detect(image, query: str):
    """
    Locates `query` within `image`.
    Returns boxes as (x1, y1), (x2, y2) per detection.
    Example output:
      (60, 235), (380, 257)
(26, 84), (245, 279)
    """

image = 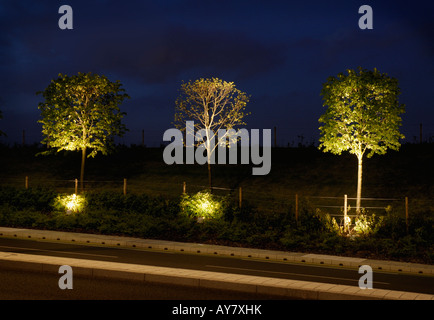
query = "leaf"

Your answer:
(318, 67), (405, 159)
(37, 72), (130, 156)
